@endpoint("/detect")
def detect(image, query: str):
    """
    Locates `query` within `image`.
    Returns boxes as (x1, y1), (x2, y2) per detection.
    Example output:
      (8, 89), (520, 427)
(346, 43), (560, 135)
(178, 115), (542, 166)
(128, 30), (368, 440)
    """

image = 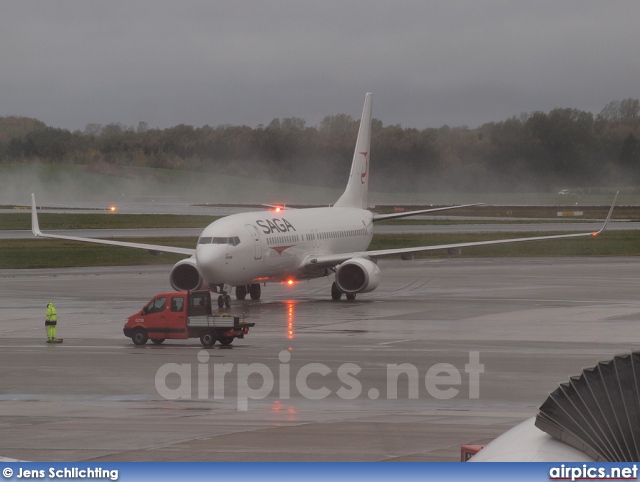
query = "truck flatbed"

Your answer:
(187, 315), (255, 329)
